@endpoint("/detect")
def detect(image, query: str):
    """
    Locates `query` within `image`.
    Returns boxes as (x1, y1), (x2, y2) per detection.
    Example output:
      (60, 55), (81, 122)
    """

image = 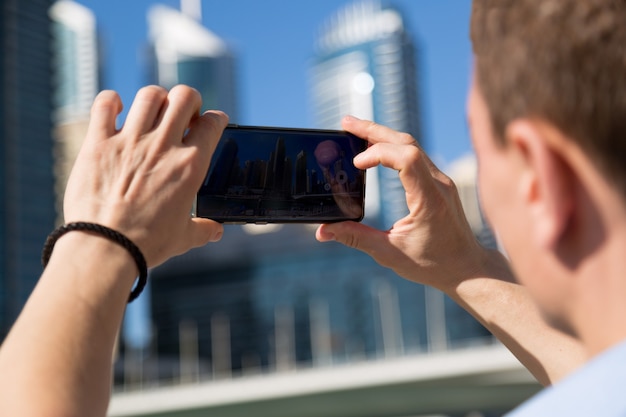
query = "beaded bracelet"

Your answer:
(41, 222), (148, 303)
